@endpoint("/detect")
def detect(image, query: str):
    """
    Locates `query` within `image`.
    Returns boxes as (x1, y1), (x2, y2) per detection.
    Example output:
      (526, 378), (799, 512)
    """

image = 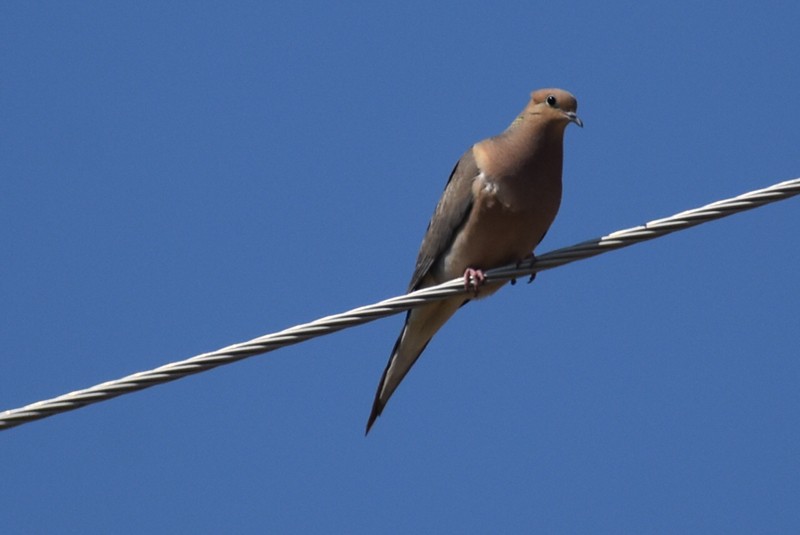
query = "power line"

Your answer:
(1, 177), (798, 431)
